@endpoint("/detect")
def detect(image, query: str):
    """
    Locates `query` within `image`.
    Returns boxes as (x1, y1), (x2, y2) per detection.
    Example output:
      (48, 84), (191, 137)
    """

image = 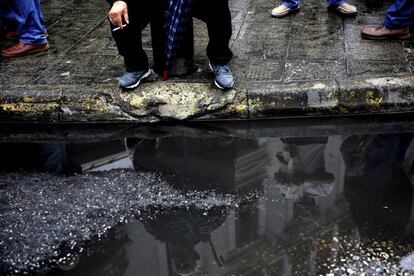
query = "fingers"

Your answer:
(111, 13), (123, 28)
(124, 6), (129, 25)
